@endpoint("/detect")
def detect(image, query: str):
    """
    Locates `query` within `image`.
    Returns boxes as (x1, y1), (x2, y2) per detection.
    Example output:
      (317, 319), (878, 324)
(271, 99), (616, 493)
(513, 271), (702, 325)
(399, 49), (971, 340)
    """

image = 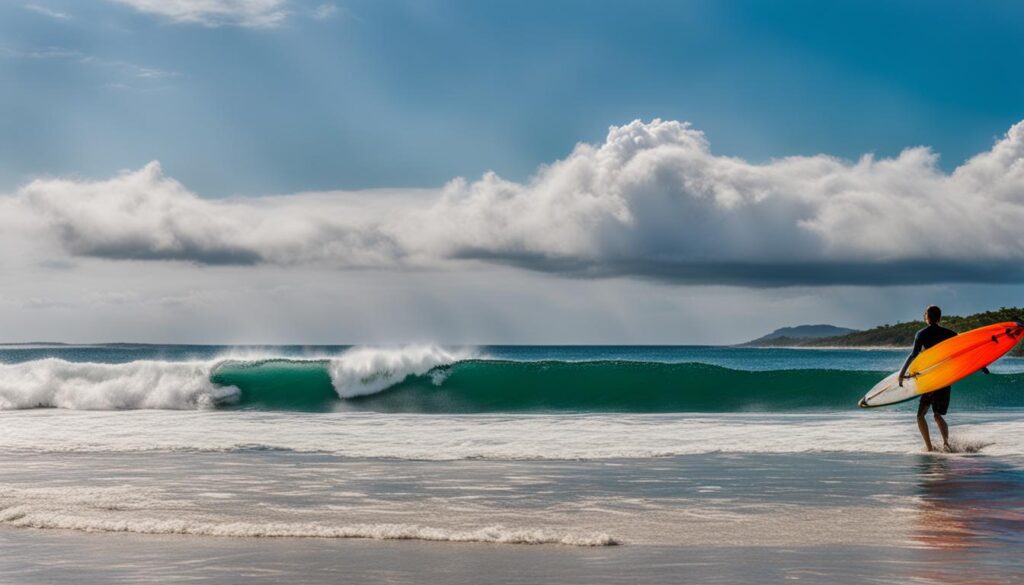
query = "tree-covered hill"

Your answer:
(746, 307), (1024, 355)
